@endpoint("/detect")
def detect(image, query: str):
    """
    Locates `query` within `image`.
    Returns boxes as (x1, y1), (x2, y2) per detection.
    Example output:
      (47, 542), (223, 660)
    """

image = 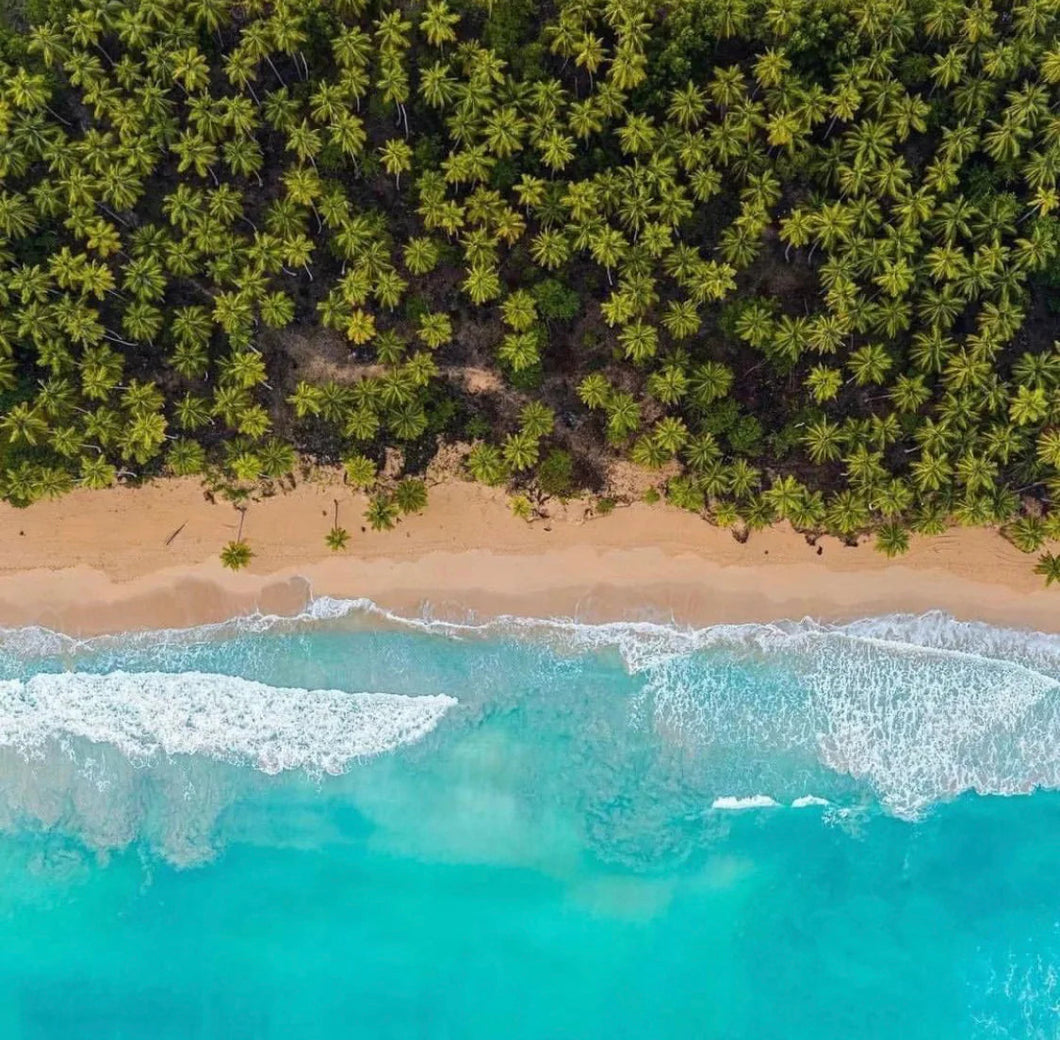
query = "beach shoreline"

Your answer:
(0, 474), (1056, 637)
